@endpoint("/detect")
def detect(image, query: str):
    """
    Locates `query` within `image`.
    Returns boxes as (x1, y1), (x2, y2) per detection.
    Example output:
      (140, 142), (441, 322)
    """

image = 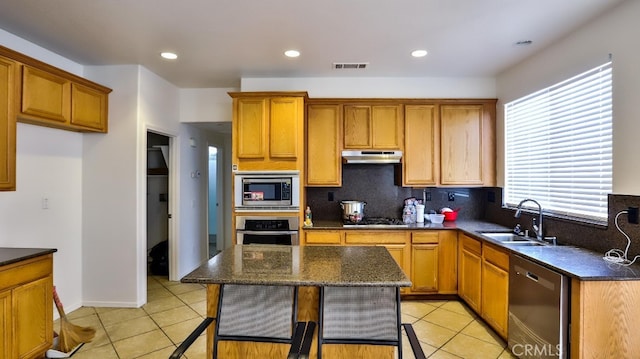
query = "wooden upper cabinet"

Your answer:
(70, 83), (109, 132)
(19, 64), (110, 133)
(235, 97), (267, 159)
(343, 104), (402, 149)
(403, 105), (437, 186)
(440, 102), (495, 186)
(0, 56), (18, 191)
(230, 92), (306, 171)
(306, 104), (342, 186)
(21, 66), (70, 124)
(343, 105), (371, 148)
(269, 97), (300, 159)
